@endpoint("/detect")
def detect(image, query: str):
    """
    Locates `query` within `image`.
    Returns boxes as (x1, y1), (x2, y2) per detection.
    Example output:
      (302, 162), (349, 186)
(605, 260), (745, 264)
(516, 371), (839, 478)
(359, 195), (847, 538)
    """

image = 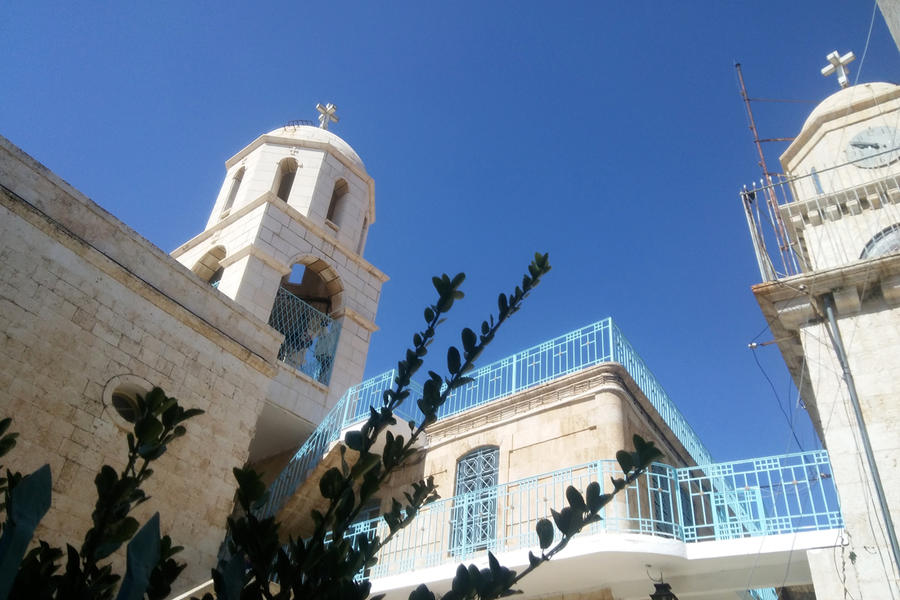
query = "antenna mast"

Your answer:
(735, 63), (794, 276)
